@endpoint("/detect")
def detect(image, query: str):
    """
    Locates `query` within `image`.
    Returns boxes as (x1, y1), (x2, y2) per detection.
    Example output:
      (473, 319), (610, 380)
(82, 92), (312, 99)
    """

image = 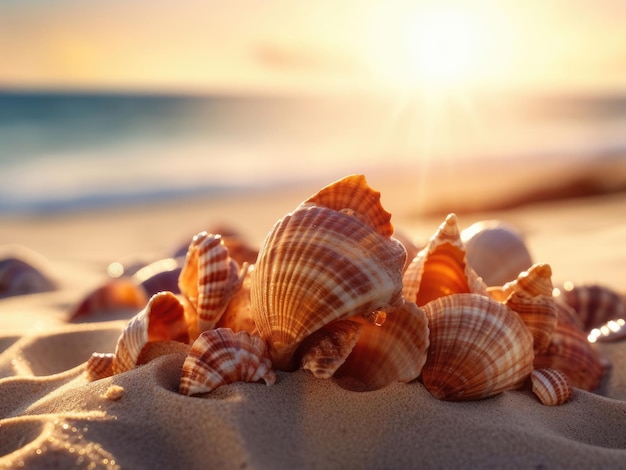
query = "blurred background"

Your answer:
(1, 0), (625, 216)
